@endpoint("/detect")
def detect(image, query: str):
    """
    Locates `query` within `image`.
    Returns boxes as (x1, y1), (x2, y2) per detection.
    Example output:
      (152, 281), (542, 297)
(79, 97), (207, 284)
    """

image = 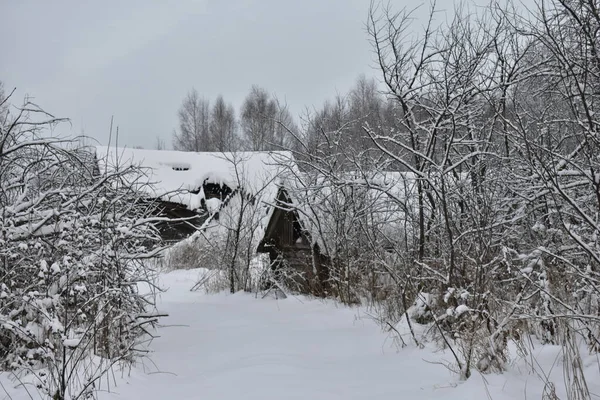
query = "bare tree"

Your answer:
(347, 75), (389, 153)
(173, 88), (211, 151)
(184, 153), (286, 295)
(364, 0), (534, 380)
(241, 85), (276, 151)
(298, 77), (398, 171)
(210, 95), (237, 152)
(240, 85), (296, 151)
(0, 80), (10, 123)
(155, 135), (166, 150)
